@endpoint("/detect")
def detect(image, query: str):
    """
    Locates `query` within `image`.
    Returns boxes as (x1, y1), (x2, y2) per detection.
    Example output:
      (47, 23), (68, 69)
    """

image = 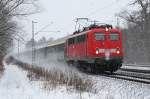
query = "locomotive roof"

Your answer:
(68, 24), (121, 39)
(68, 28), (121, 39)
